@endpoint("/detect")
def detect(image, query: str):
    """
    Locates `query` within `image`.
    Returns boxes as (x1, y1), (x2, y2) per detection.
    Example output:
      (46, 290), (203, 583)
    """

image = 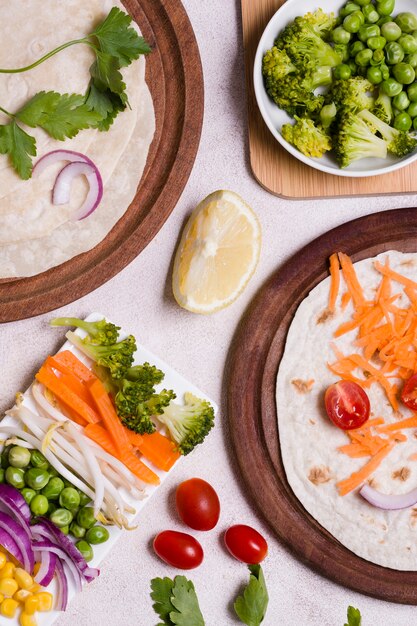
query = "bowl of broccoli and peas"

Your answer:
(254, 0), (417, 176)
